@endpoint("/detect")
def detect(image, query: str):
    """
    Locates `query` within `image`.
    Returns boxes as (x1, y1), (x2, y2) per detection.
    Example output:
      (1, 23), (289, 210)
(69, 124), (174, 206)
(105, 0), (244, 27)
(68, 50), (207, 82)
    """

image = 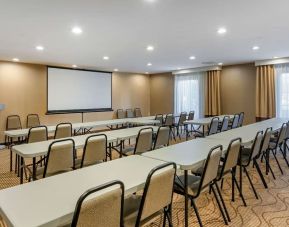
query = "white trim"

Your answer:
(255, 57), (289, 66)
(172, 66), (222, 75)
